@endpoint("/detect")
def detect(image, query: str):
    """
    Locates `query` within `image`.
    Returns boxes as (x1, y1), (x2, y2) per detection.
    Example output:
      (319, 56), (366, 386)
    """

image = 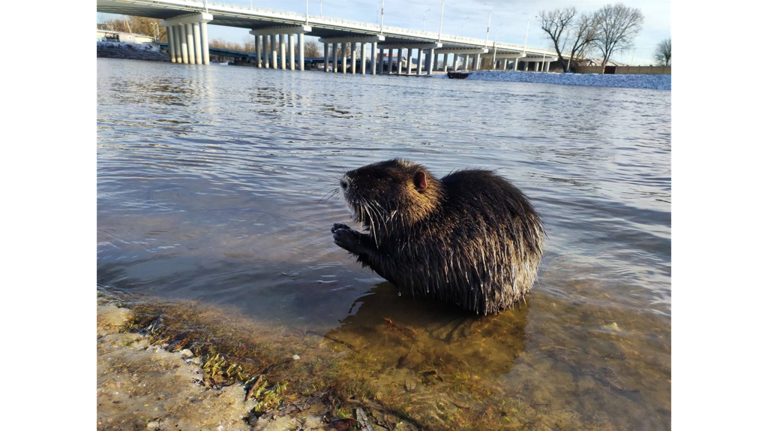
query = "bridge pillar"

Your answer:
(290, 34), (296, 70)
(342, 43), (347, 74)
(173, 27), (182, 63)
(388, 49), (394, 73)
(452, 53), (458, 71)
(544, 61), (550, 72)
(179, 25), (189, 64)
(185, 23), (195, 64)
(161, 13), (212, 65)
(378, 48), (384, 74)
(406, 48), (412, 75)
(200, 22), (210, 65)
(165, 26), (176, 63)
(250, 25), (311, 71)
(397, 49), (402, 74)
(416, 49), (422, 75)
(332, 43), (338, 73)
(299, 33), (305, 71)
(261, 35), (269, 69)
(255, 35), (262, 68)
(272, 34), (278, 70)
(324, 43), (329, 72)
(275, 34), (281, 69)
(193, 23), (202, 65)
(513, 58), (519, 71)
(351, 44), (357, 74)
(428, 48), (435, 75)
(474, 53), (481, 71)
(361, 43), (367, 75)
(371, 42), (377, 75)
